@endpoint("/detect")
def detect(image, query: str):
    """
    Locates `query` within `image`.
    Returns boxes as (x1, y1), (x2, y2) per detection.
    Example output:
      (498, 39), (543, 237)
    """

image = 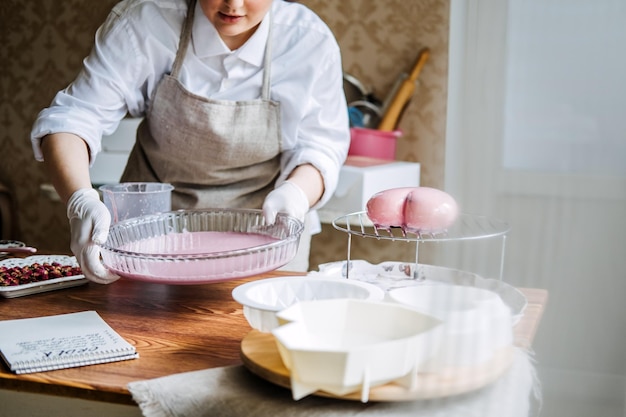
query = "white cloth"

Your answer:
(127, 348), (541, 417)
(30, 0), (349, 209)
